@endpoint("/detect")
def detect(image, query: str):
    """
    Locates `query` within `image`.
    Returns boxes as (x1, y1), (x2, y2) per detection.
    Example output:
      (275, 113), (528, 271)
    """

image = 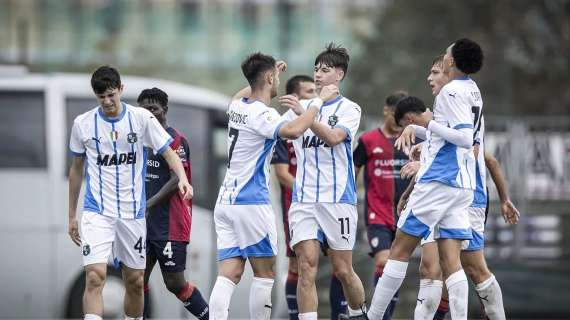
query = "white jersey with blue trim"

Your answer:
(283, 95), (361, 204)
(69, 103), (173, 219)
(416, 76), (482, 190)
(216, 98), (285, 205)
(472, 116), (487, 207)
